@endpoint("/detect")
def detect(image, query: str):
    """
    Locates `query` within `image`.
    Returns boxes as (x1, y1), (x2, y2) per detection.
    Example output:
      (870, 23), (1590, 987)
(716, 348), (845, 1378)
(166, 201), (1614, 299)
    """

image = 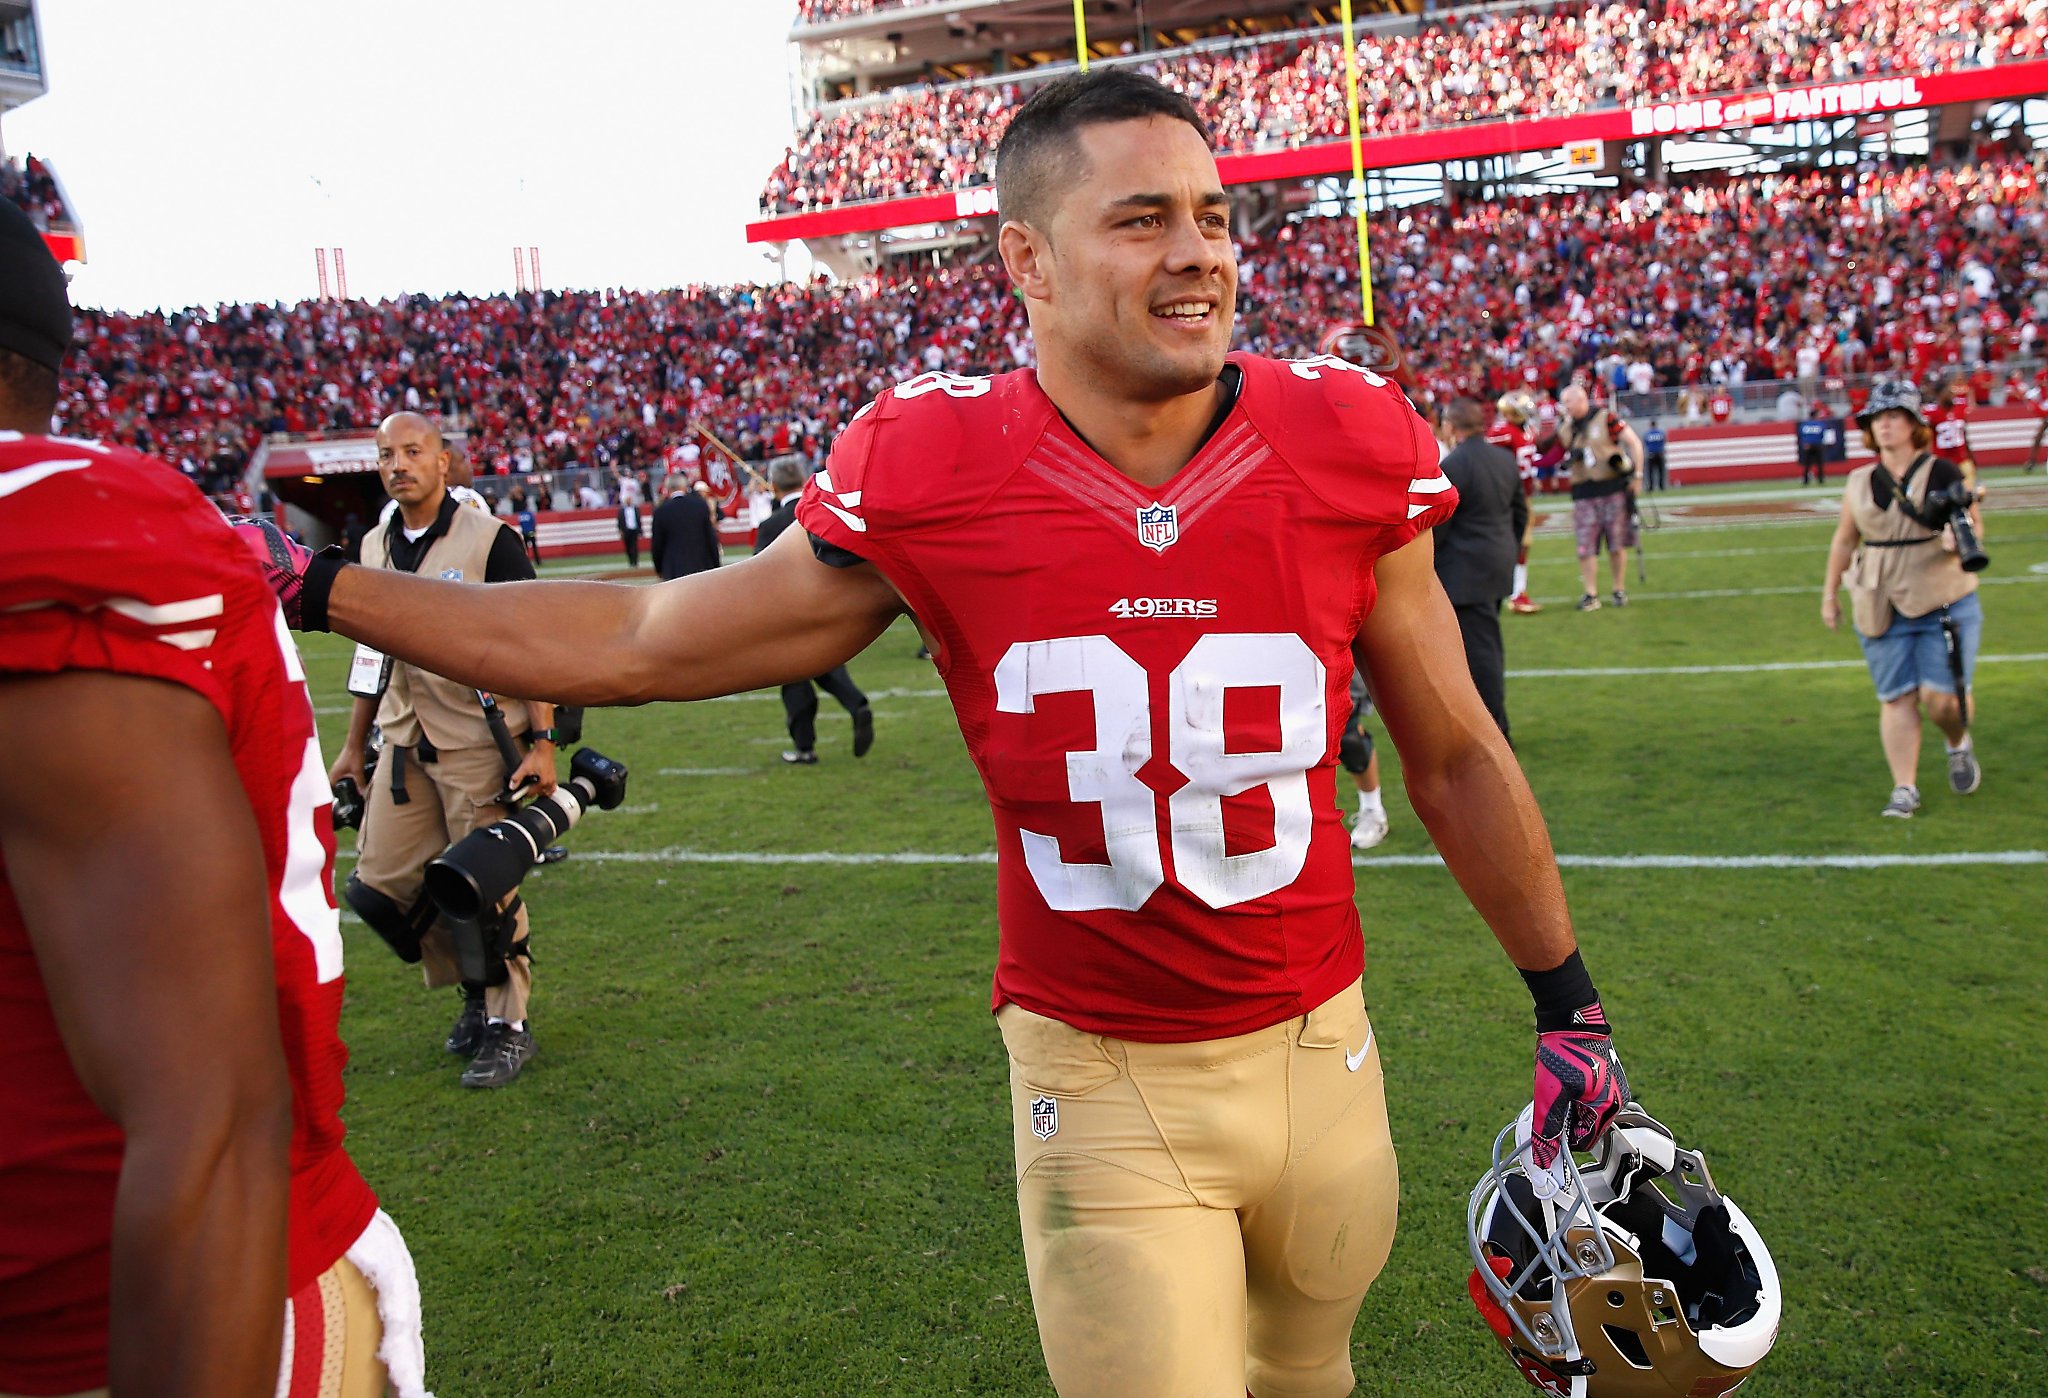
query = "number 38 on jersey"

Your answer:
(993, 631), (1326, 915)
